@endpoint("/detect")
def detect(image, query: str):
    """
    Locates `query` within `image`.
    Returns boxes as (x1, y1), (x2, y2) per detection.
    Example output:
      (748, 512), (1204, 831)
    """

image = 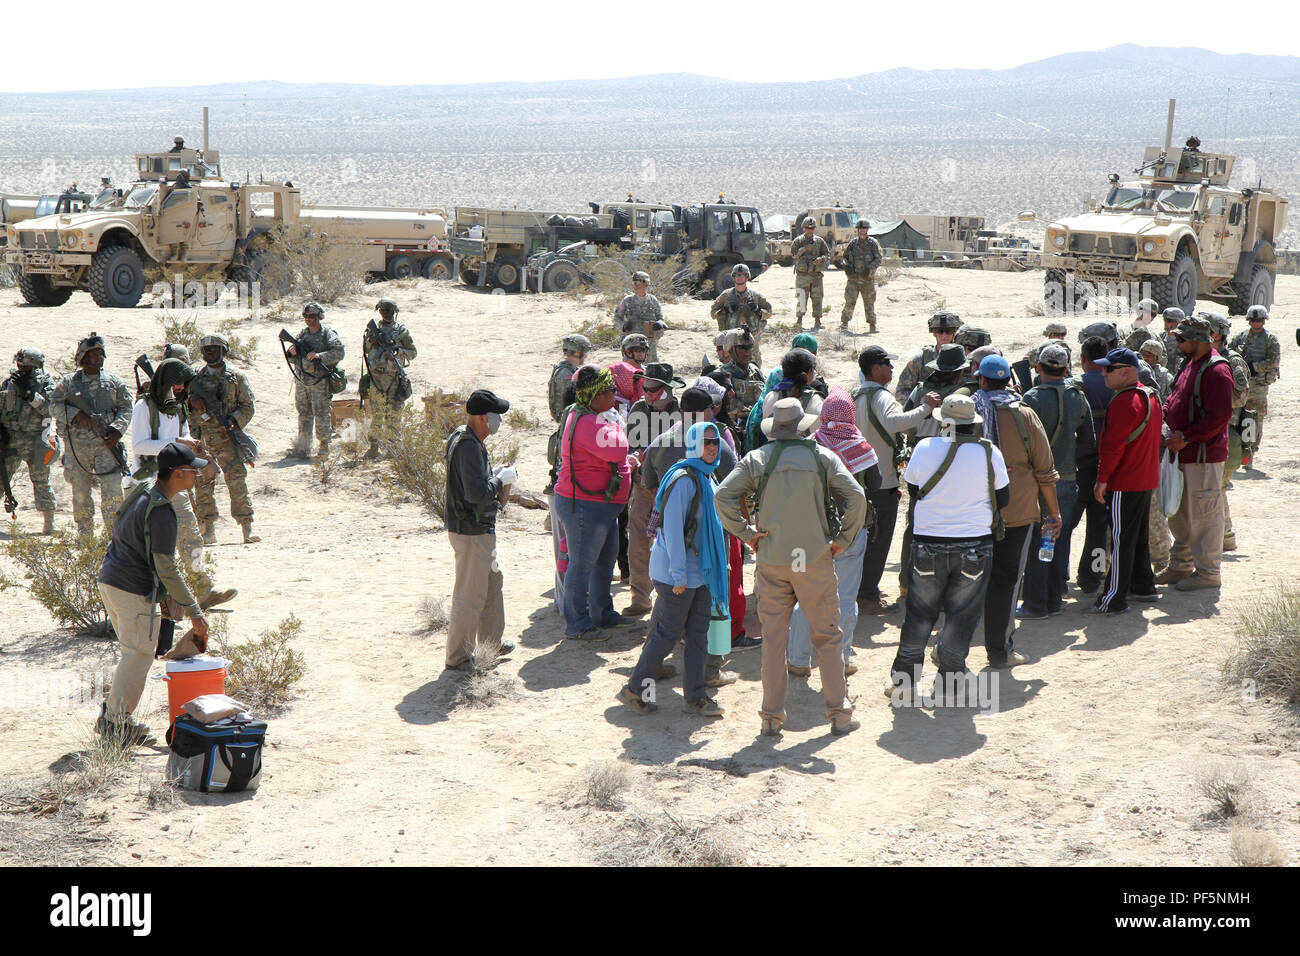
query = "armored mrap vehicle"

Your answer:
(1035, 99), (1288, 316)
